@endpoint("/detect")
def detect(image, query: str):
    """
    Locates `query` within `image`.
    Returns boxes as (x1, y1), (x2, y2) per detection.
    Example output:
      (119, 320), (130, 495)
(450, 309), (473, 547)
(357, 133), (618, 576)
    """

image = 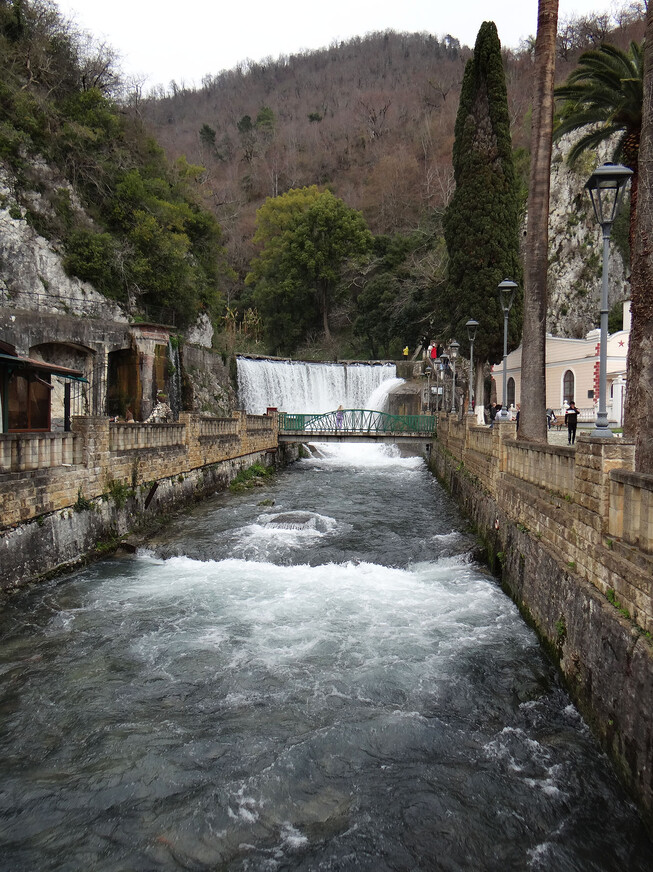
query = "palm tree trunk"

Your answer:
(625, 6), (653, 472)
(519, 1), (558, 443)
